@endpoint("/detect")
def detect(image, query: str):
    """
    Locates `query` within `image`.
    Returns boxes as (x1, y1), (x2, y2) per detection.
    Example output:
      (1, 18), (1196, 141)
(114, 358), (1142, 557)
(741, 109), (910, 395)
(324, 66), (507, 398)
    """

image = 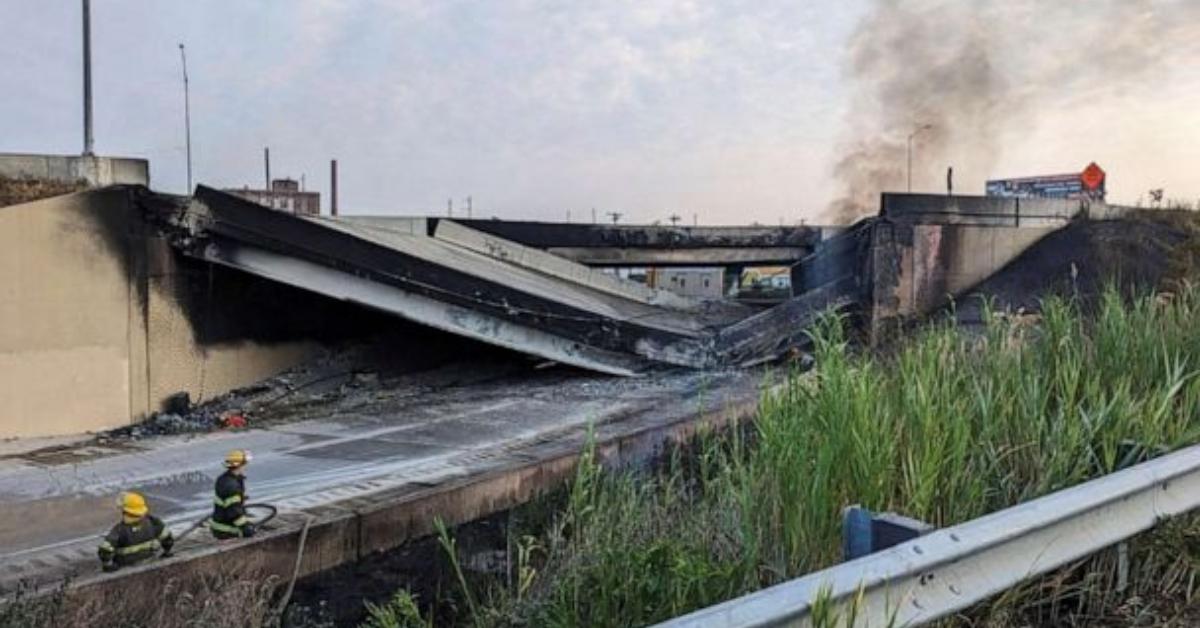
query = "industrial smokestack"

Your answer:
(330, 159), (338, 216)
(264, 147), (270, 190)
